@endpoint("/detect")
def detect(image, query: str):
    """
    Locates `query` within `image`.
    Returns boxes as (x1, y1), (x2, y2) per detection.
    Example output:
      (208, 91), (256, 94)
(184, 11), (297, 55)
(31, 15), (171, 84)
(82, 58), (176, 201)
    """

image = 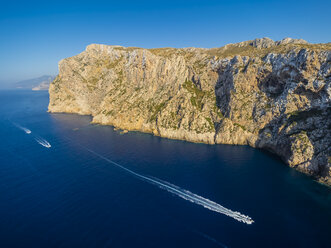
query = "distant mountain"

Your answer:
(15, 75), (55, 90)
